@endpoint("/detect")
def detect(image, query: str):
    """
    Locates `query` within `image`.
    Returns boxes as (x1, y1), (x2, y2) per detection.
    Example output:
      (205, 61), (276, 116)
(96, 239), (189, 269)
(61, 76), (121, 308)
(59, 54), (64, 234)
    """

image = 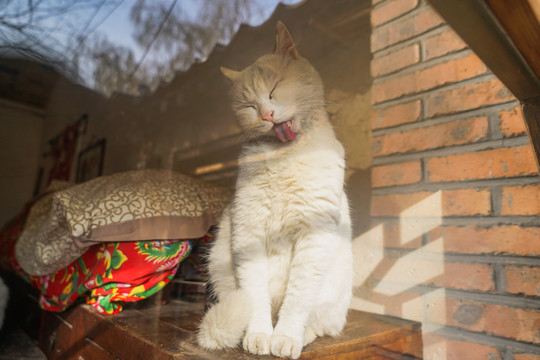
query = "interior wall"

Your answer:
(0, 101), (43, 226)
